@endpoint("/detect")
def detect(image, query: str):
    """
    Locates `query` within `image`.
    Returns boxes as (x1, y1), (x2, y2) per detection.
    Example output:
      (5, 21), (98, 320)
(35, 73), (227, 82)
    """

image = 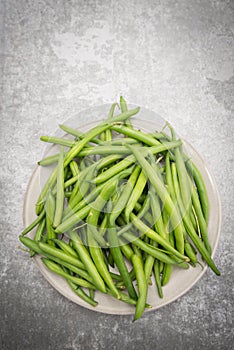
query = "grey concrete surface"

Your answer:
(0, 0), (233, 349)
